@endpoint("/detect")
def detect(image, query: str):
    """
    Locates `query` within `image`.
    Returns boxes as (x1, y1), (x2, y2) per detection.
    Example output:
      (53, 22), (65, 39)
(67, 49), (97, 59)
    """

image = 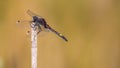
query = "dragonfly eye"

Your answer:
(33, 16), (39, 22)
